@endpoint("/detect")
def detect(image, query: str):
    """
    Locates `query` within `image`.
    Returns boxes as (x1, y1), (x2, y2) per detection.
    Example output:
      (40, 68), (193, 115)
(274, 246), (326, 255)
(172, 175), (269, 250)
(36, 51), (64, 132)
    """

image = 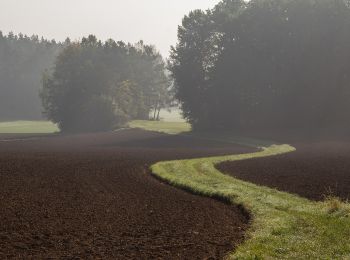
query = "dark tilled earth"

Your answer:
(218, 141), (350, 201)
(0, 129), (255, 259)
